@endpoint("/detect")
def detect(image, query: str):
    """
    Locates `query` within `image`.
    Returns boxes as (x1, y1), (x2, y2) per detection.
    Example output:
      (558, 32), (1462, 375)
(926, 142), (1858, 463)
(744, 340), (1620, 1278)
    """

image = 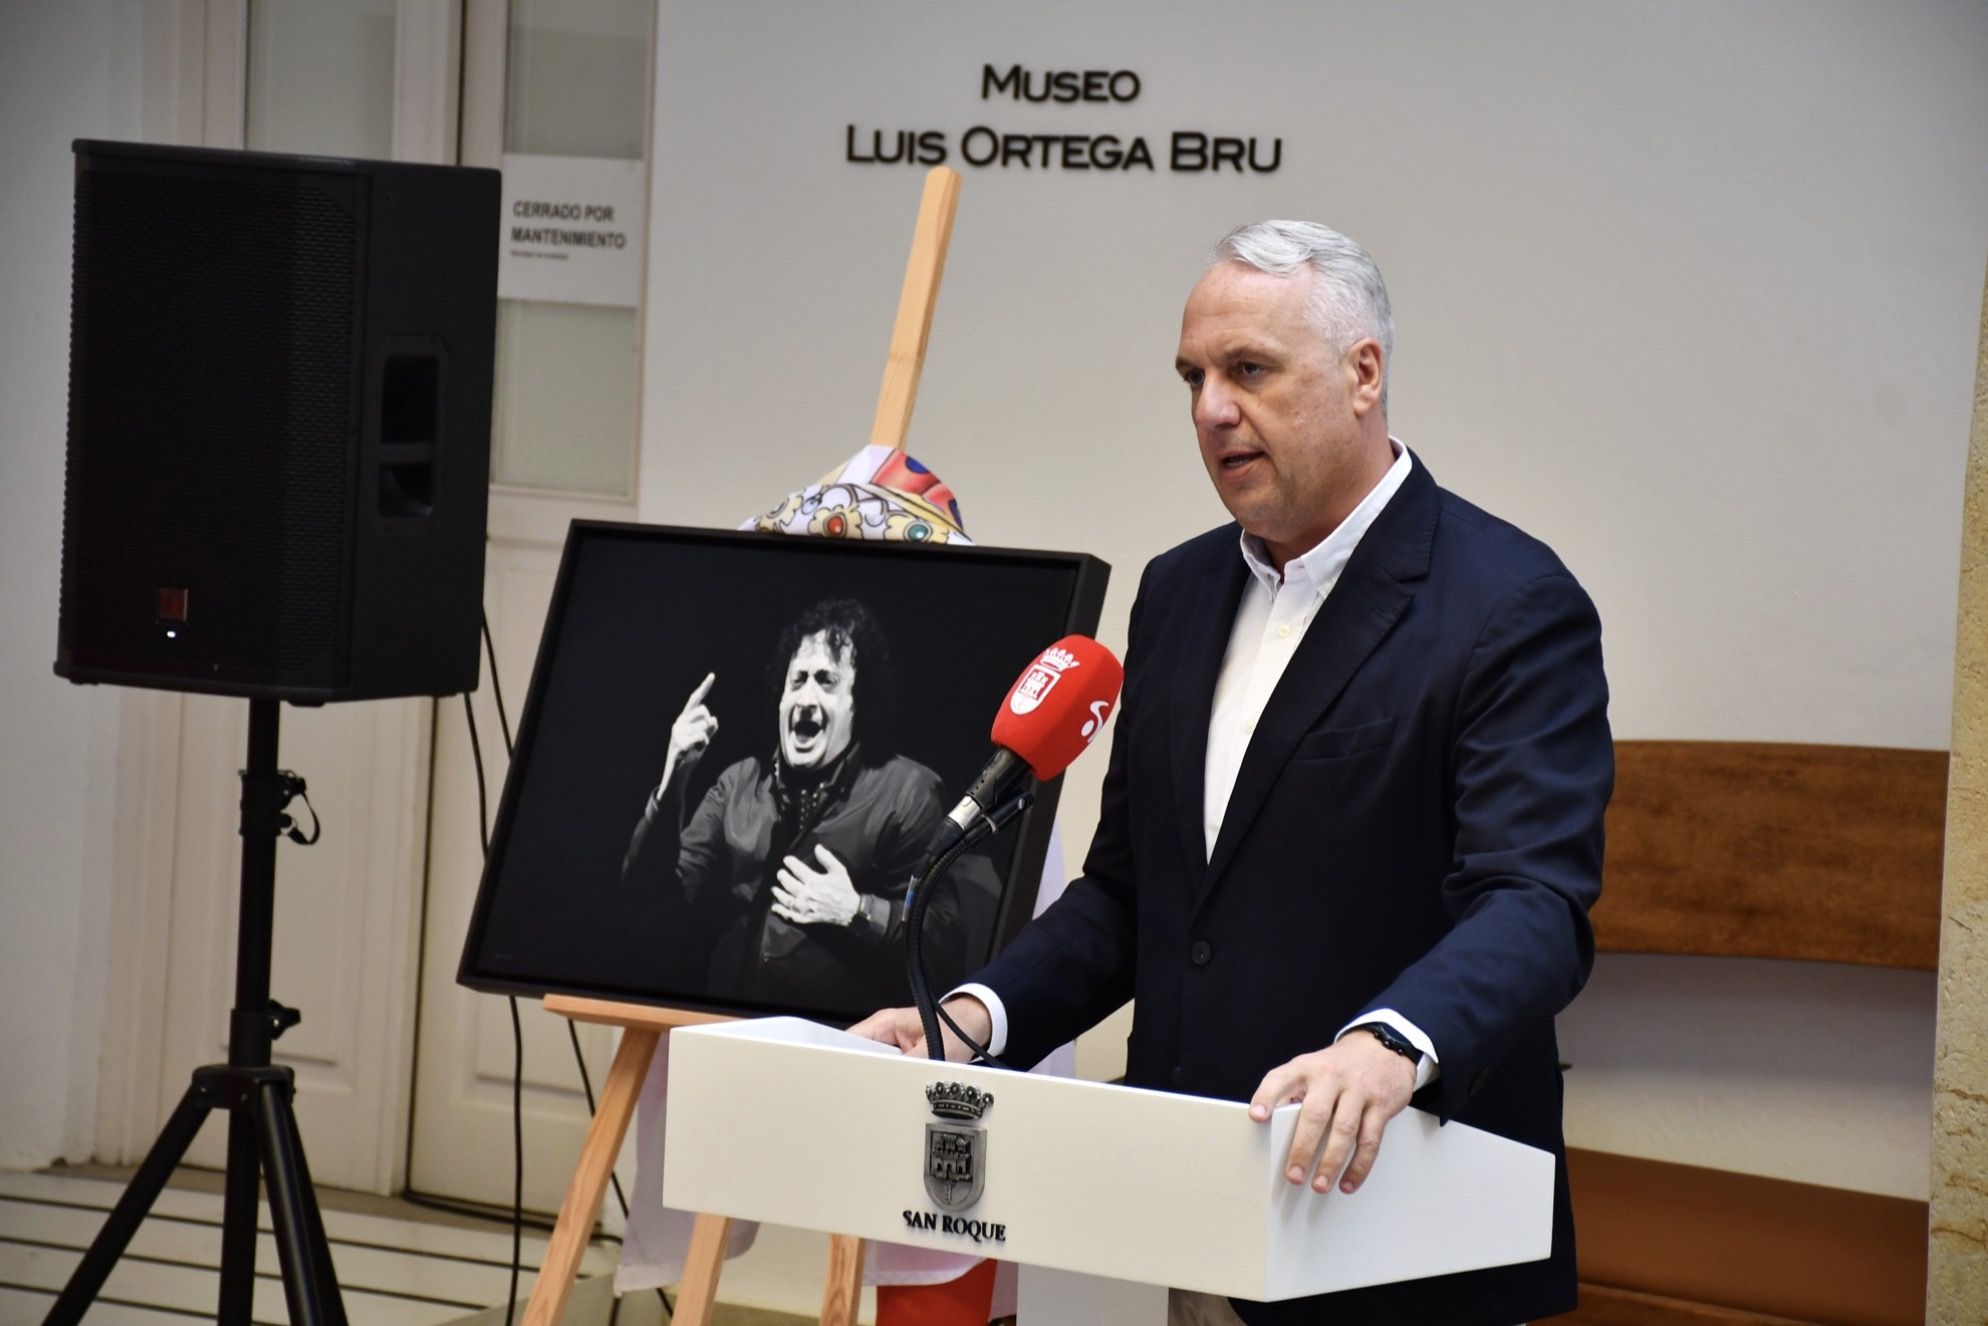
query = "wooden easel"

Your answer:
(518, 165), (963, 1326)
